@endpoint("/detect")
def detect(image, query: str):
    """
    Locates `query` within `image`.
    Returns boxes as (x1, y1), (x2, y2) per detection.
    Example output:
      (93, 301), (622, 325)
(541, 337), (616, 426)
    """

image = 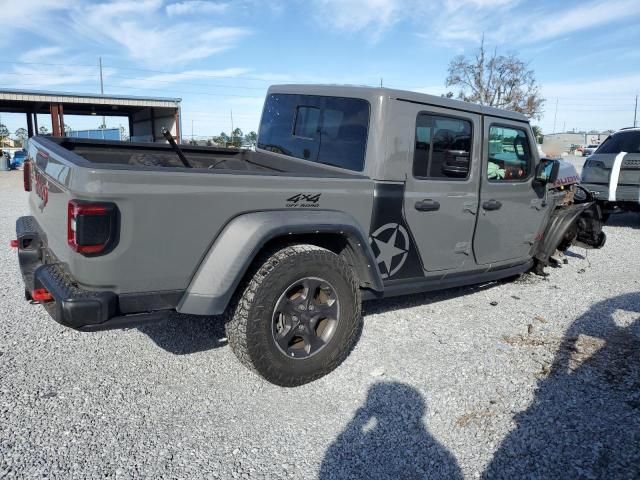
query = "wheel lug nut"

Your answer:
(298, 305), (305, 311)
(292, 316), (298, 322)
